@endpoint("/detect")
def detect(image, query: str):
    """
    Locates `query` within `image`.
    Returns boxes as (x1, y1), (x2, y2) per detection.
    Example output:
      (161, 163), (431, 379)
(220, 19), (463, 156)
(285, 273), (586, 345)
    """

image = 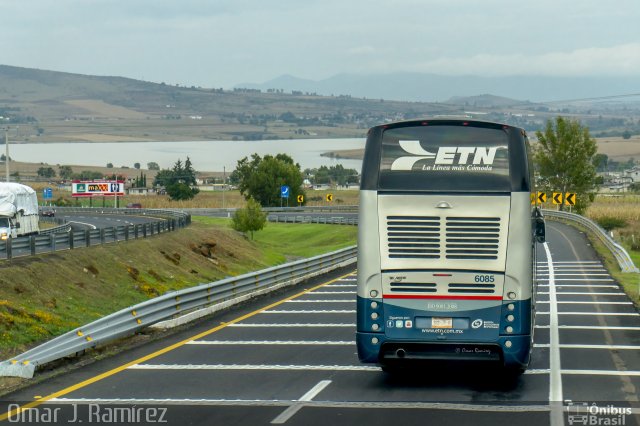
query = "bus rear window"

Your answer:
(378, 125), (510, 191)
